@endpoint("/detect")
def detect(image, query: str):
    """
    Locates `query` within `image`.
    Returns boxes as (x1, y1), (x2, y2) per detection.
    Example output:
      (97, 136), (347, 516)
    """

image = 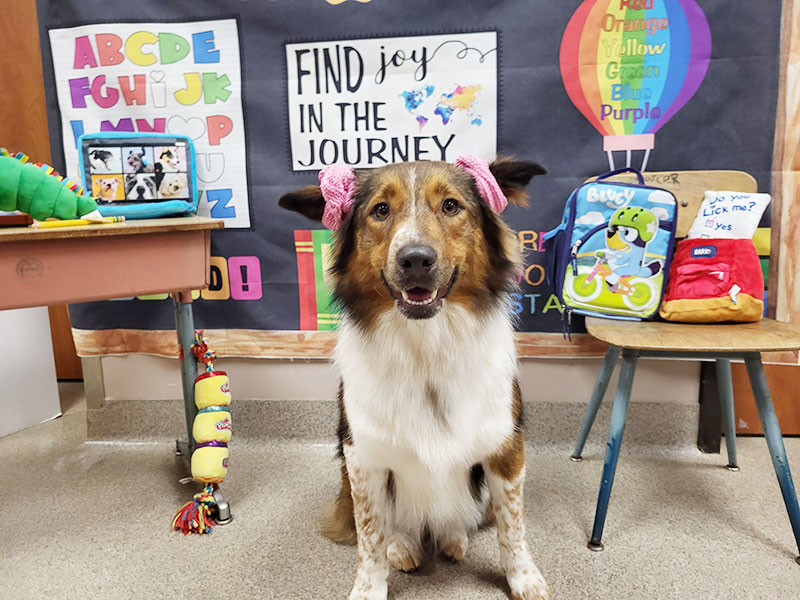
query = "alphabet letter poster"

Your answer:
(48, 19), (250, 228)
